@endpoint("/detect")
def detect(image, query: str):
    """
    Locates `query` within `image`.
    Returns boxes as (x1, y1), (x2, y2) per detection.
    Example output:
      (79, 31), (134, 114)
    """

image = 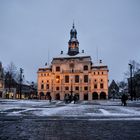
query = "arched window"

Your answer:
(84, 93), (88, 100)
(41, 84), (44, 89)
(56, 93), (60, 100)
(100, 92), (106, 99)
(92, 92), (98, 100)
